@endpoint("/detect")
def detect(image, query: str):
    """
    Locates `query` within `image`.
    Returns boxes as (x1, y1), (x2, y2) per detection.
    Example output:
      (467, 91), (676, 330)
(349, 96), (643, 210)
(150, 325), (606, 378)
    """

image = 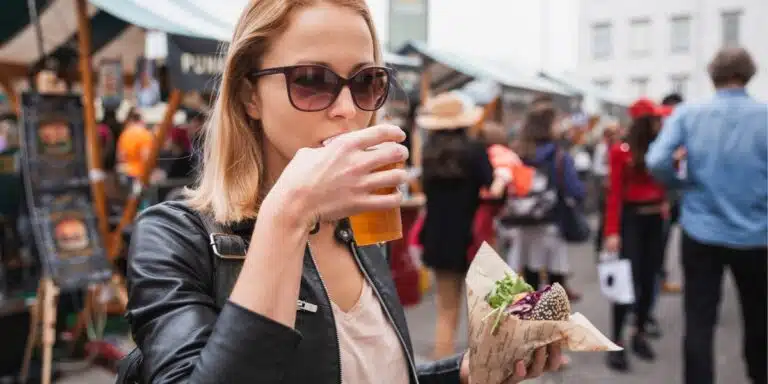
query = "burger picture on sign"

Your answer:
(37, 116), (73, 156)
(53, 217), (90, 254)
